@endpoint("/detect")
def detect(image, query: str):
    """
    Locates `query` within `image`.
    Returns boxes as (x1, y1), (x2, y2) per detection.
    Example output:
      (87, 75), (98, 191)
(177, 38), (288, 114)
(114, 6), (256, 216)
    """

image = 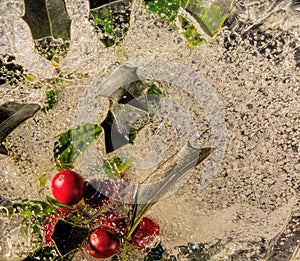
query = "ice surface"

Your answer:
(0, 0), (299, 259)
